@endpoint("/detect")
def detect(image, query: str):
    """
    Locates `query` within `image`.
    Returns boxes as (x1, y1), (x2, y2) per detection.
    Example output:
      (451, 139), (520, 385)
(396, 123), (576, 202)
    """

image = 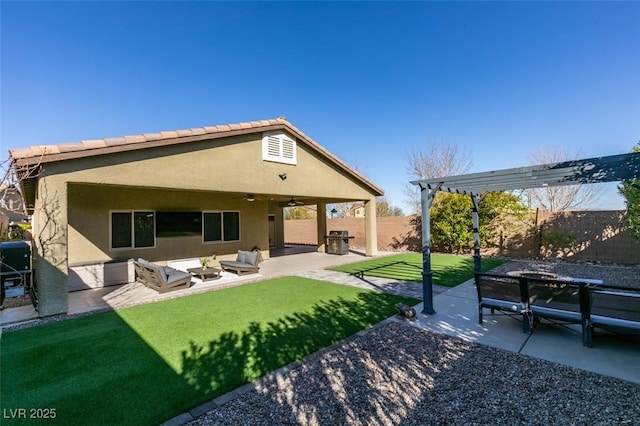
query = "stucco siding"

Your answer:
(24, 124), (382, 316)
(44, 133), (375, 200)
(67, 184), (269, 266)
